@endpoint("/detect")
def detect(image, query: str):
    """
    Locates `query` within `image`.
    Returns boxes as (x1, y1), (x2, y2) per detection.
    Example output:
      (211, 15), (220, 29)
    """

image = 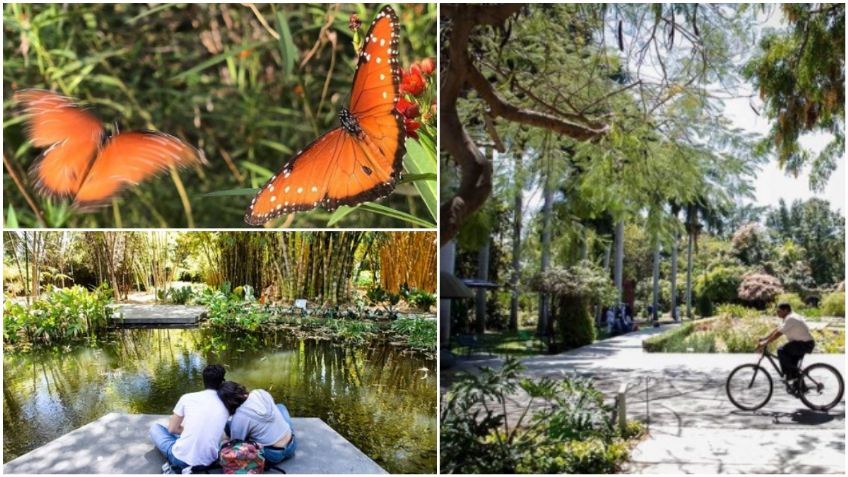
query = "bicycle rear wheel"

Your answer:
(799, 363), (844, 411)
(726, 364), (773, 411)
